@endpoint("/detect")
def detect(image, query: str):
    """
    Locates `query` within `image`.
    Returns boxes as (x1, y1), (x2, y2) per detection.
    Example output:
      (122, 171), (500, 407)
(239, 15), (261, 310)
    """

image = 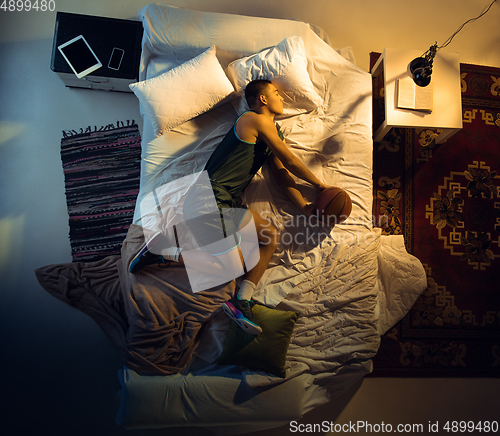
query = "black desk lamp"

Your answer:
(409, 43), (437, 87)
(409, 0), (497, 87)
